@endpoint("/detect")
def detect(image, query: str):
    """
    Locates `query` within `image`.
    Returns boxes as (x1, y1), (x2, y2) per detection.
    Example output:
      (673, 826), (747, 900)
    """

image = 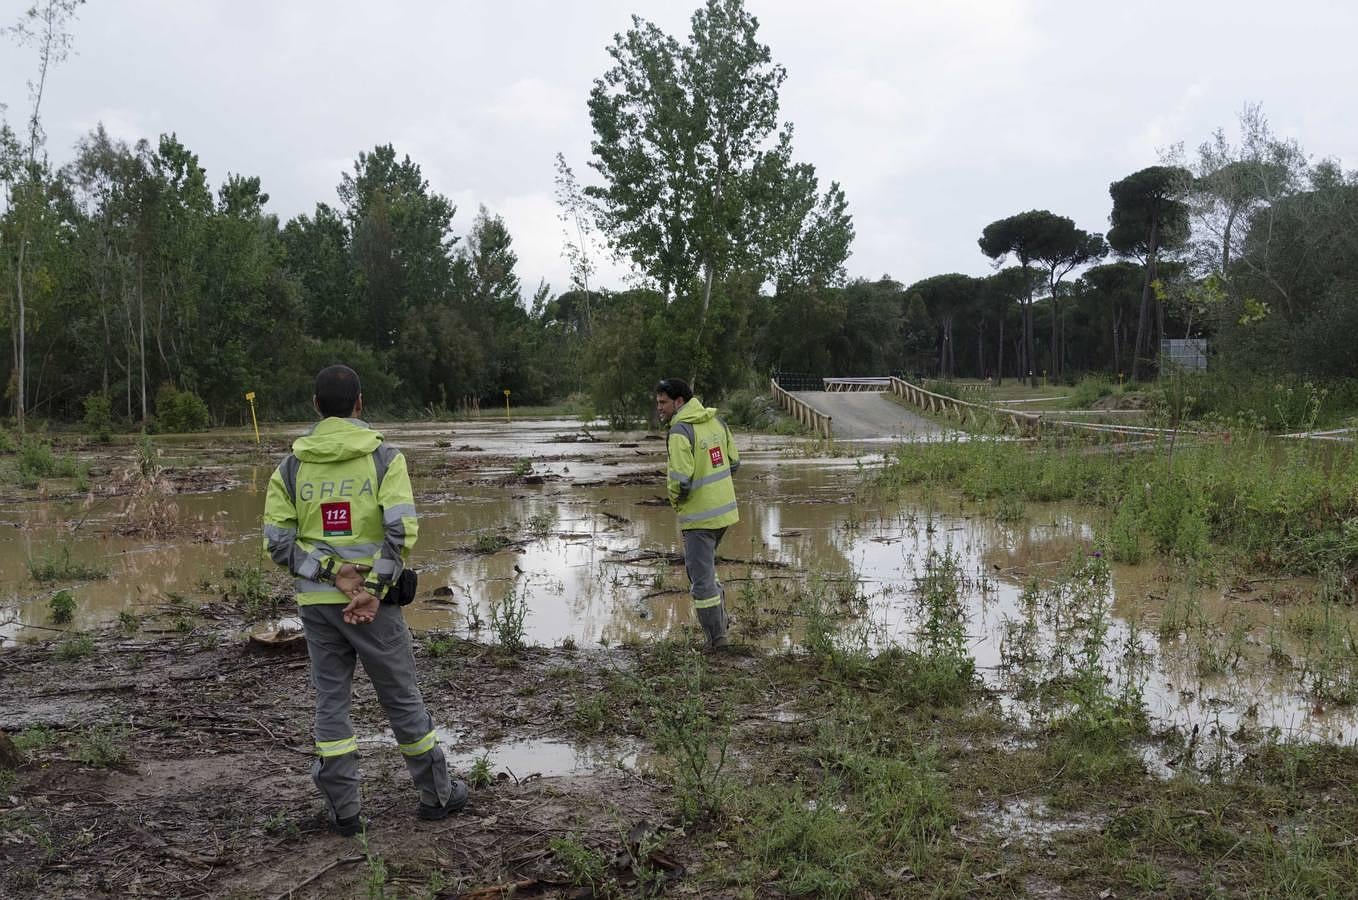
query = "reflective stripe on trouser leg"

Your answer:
(316, 736), (359, 757)
(400, 731), (437, 756)
(693, 594), (722, 609)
